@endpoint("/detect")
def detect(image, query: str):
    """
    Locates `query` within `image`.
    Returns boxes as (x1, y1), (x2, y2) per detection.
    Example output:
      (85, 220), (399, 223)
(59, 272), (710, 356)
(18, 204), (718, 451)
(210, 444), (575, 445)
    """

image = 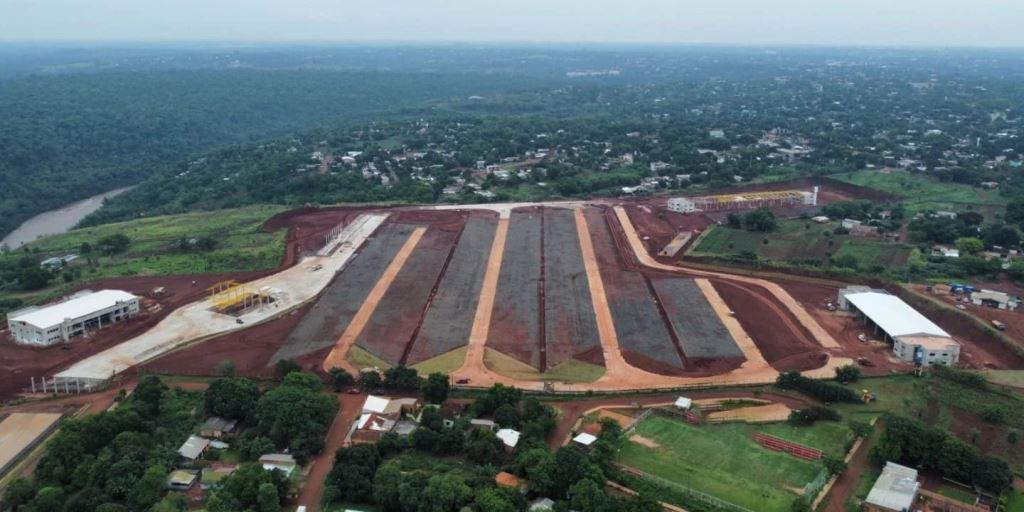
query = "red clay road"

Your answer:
(295, 392), (366, 511)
